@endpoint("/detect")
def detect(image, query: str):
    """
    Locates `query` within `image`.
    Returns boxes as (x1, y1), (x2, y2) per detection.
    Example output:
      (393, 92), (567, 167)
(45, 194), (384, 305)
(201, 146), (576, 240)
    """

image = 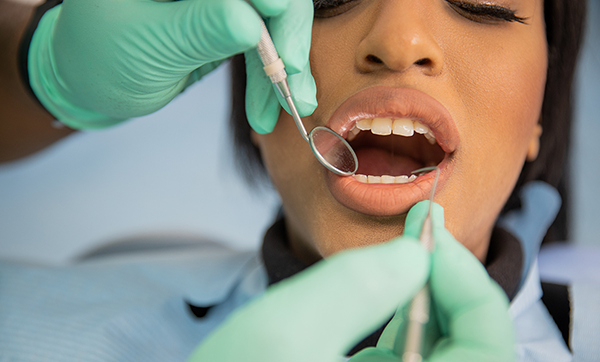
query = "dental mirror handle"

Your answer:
(247, 8), (358, 176)
(254, 18), (309, 142)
